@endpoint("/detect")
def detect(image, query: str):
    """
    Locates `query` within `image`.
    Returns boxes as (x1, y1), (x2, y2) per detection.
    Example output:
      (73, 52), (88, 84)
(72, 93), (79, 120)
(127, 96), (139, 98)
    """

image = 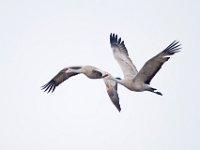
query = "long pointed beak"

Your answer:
(102, 74), (109, 78)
